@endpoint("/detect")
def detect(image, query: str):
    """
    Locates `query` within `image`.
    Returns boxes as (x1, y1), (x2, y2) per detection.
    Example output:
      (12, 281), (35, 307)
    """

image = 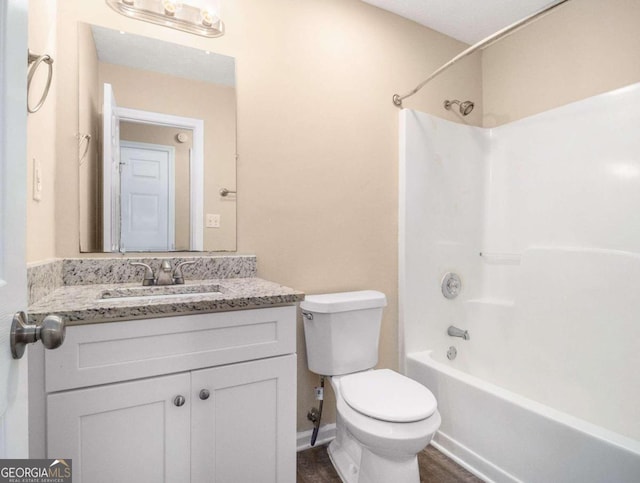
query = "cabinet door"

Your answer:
(191, 355), (296, 483)
(47, 373), (191, 483)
